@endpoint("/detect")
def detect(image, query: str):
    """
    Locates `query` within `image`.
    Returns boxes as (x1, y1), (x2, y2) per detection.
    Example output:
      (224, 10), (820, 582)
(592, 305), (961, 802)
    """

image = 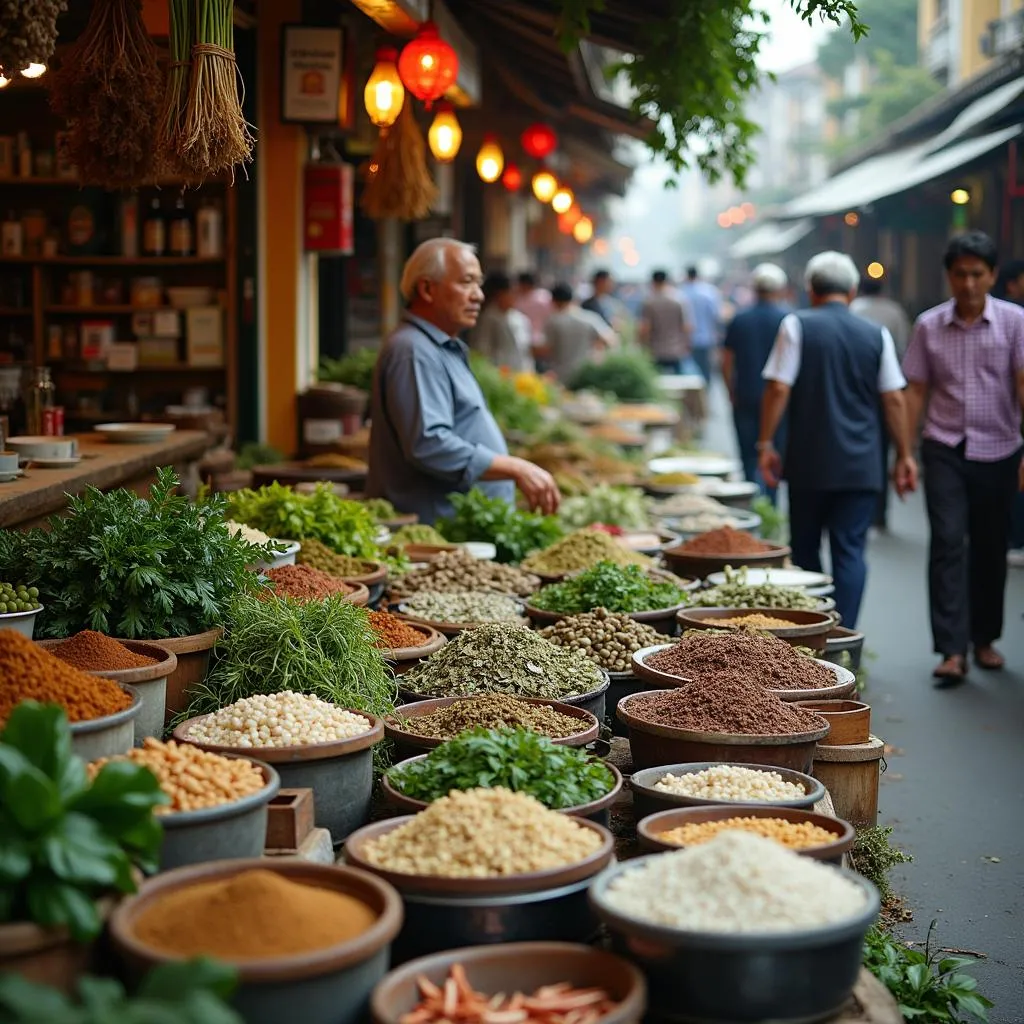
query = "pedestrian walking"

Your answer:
(680, 265), (722, 382)
(639, 269), (690, 374)
(758, 251), (917, 629)
(541, 282), (616, 384)
(513, 272), (552, 349)
(581, 269), (616, 327)
(721, 263), (790, 503)
(471, 272), (535, 372)
(902, 231), (1024, 686)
